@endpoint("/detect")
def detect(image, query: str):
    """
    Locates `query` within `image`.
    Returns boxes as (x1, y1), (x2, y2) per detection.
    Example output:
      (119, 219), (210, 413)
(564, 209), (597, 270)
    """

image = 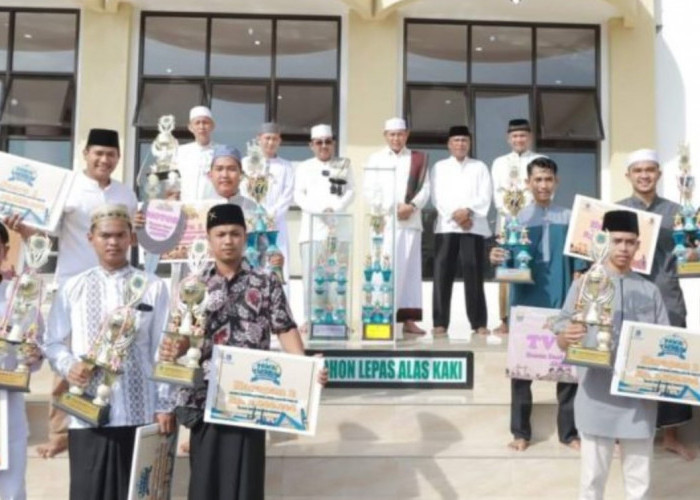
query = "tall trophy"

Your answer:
(153, 239), (209, 387)
(564, 230), (615, 368)
(0, 234), (51, 391)
(494, 163), (533, 283)
(141, 115), (181, 201)
(243, 140), (284, 282)
(672, 144), (700, 274)
(55, 272), (149, 426)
